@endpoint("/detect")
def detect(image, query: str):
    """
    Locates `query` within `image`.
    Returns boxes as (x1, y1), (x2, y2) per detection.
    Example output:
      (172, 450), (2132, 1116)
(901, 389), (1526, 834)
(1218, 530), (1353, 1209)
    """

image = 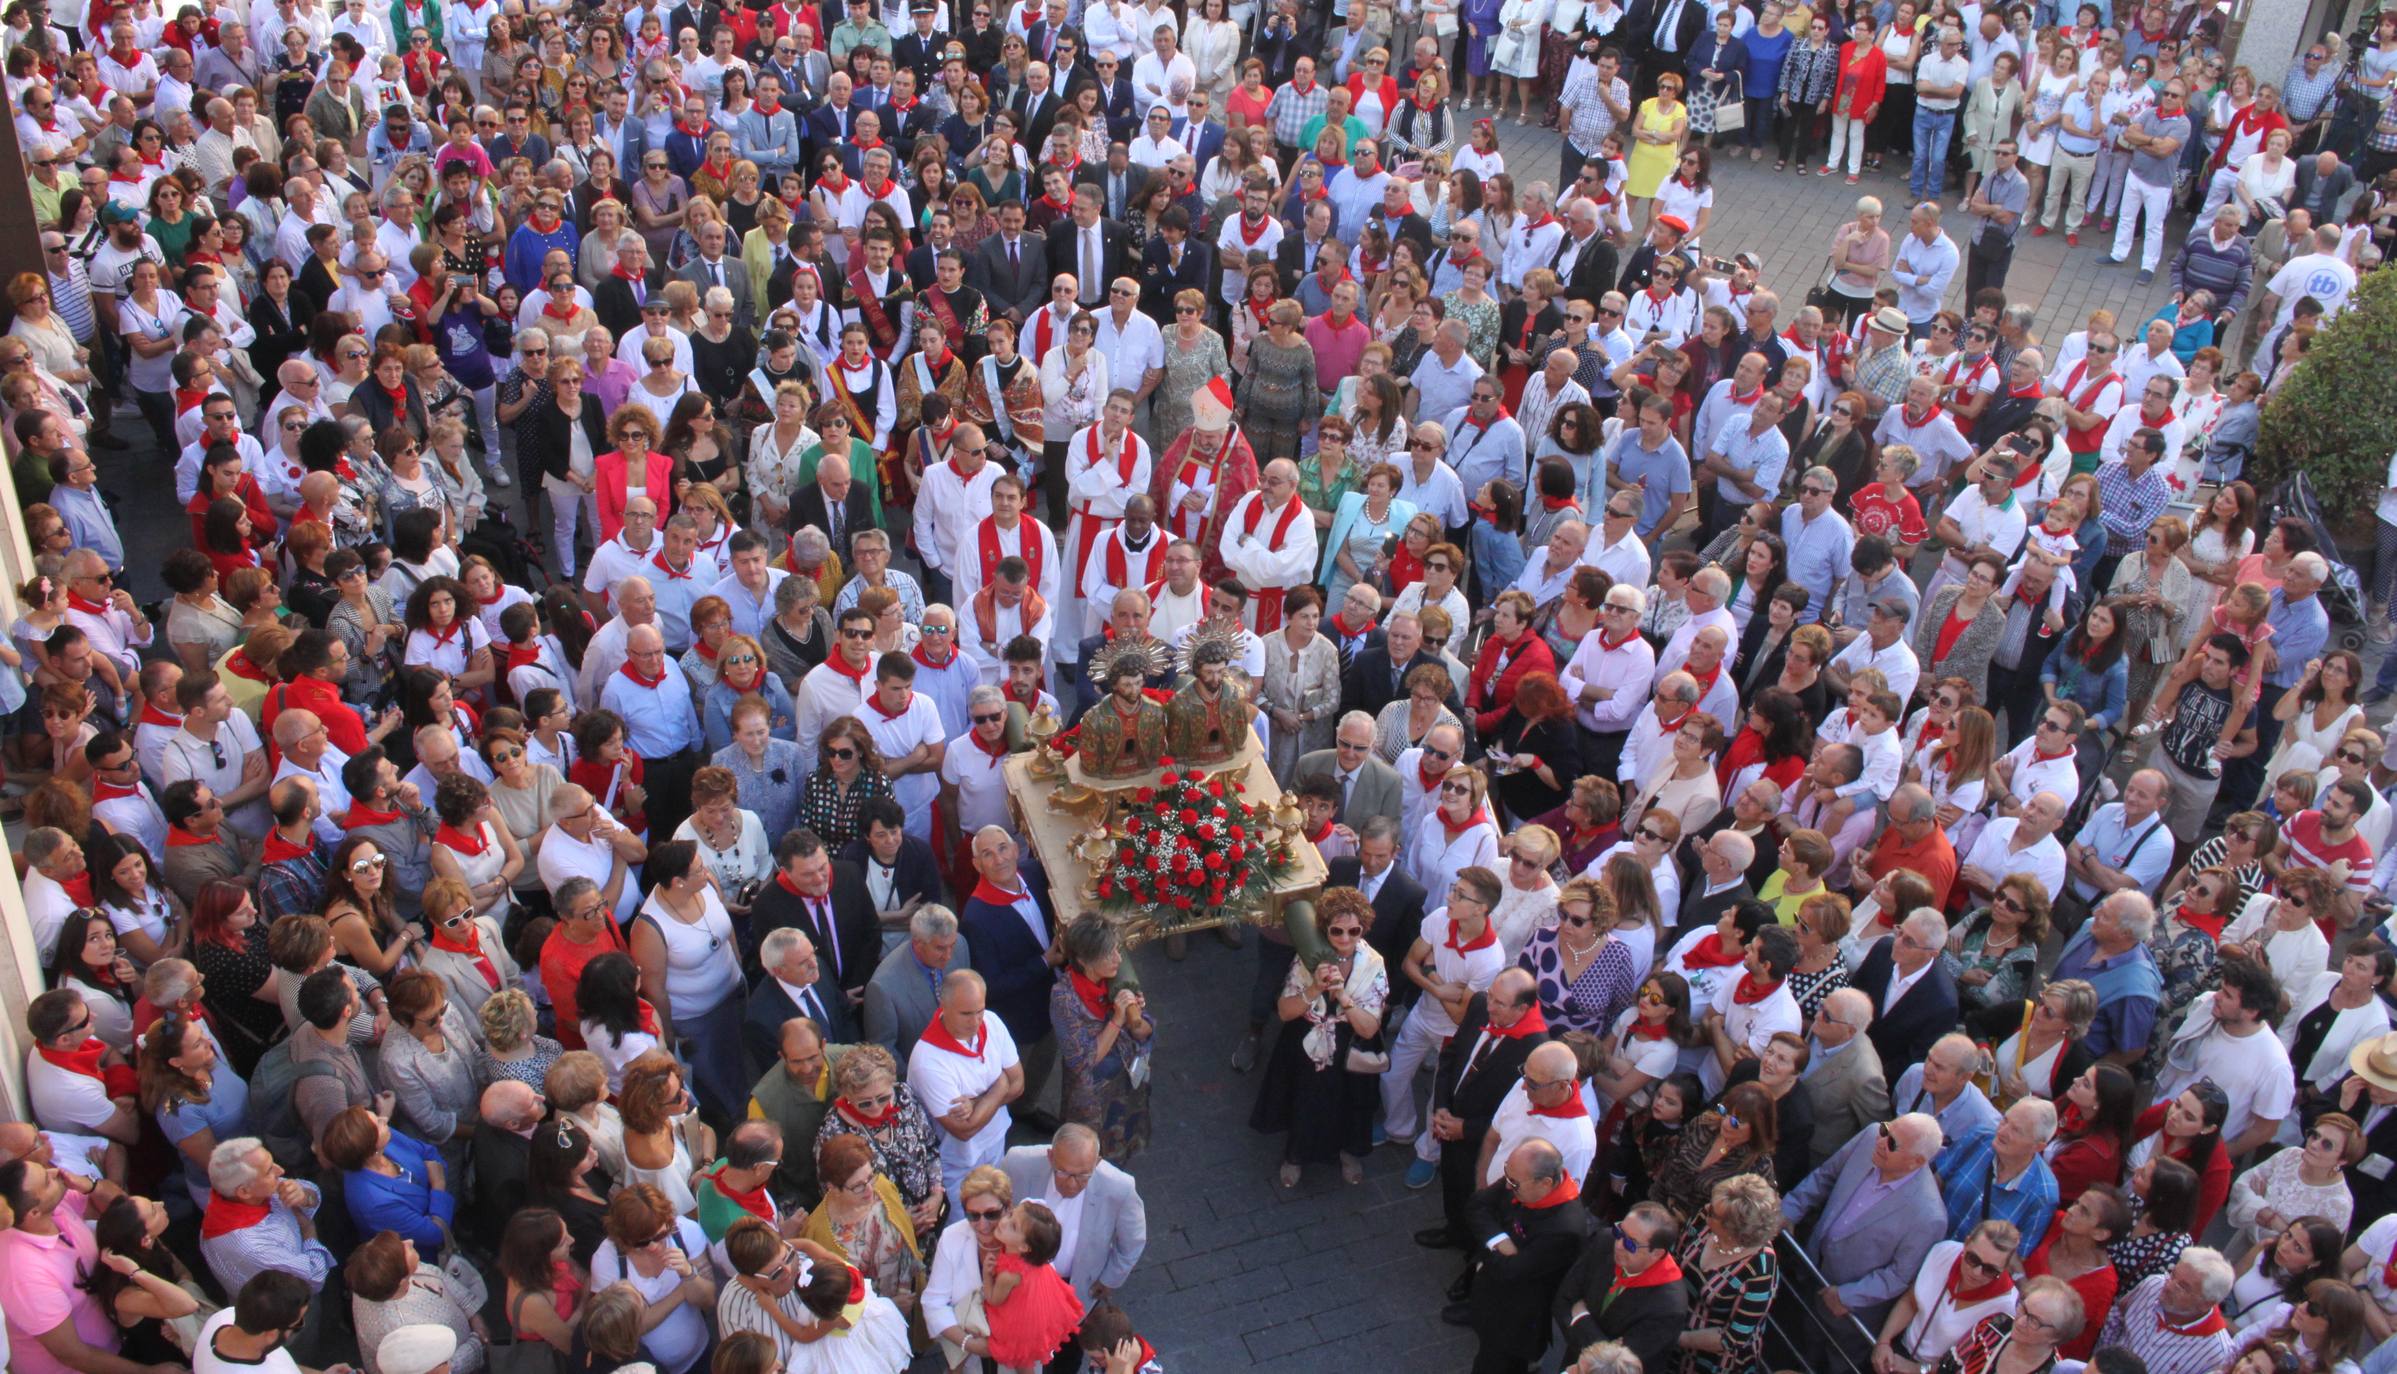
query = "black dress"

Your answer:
(688, 326), (755, 404)
(1249, 952), (1388, 1165)
(193, 924), (284, 1076)
(246, 288), (315, 399)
